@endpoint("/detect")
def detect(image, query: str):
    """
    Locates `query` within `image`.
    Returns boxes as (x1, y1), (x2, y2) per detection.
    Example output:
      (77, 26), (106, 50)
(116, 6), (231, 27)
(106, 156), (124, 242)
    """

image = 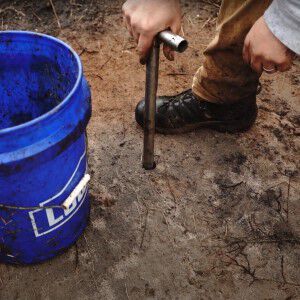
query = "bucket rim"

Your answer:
(0, 30), (83, 136)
